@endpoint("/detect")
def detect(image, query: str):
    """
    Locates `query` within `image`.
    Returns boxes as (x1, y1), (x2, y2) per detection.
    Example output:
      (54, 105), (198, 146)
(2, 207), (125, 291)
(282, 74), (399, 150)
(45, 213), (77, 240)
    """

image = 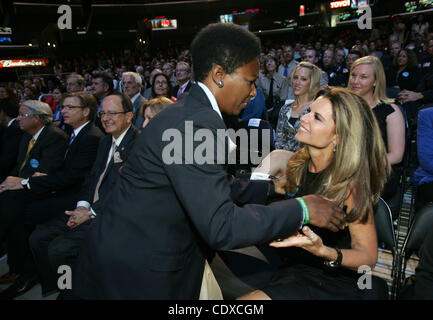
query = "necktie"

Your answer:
(284, 66), (288, 78)
(93, 141), (116, 203)
(18, 137), (35, 177)
(266, 77), (274, 110)
(177, 86), (183, 97)
(68, 132), (75, 146)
